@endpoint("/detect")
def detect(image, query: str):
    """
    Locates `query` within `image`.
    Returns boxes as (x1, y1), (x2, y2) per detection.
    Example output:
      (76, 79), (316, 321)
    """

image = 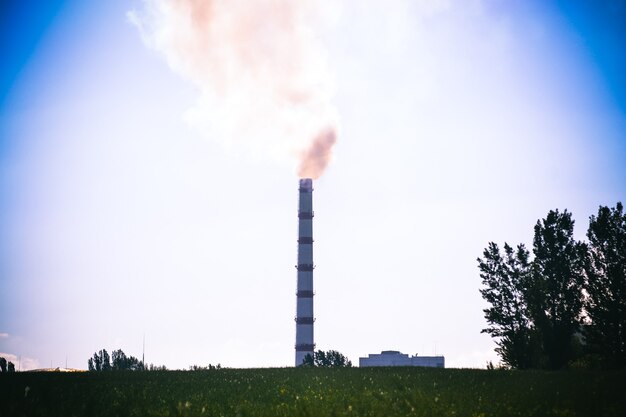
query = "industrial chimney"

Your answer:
(295, 178), (315, 366)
